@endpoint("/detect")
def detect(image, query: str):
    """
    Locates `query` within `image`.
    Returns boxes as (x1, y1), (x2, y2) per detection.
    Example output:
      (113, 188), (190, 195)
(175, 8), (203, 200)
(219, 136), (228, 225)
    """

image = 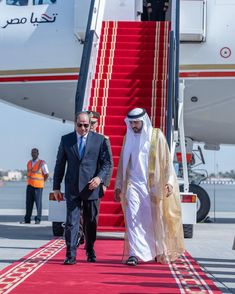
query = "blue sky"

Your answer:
(0, 101), (235, 175)
(0, 101), (73, 173)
